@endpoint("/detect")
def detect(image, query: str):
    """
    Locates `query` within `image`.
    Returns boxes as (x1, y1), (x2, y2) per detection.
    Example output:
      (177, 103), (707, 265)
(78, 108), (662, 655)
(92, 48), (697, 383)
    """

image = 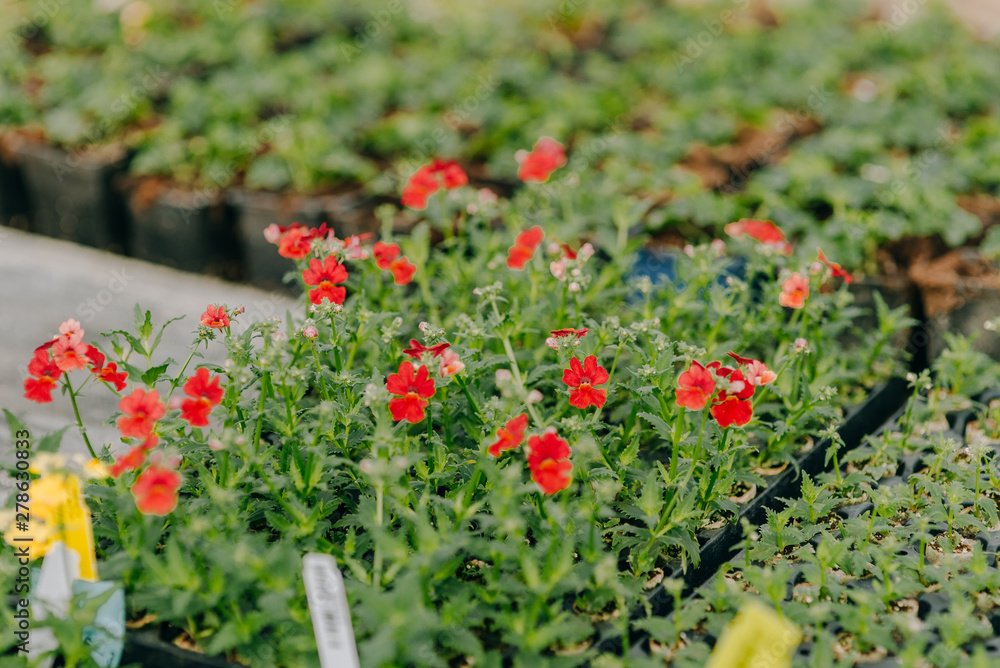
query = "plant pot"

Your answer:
(846, 273), (921, 357)
(227, 188), (325, 289)
(13, 139), (128, 252)
(910, 248), (1000, 362)
(122, 629), (237, 668)
(0, 134), (30, 231)
(607, 375), (910, 656)
(228, 188), (377, 289)
(122, 178), (241, 280)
